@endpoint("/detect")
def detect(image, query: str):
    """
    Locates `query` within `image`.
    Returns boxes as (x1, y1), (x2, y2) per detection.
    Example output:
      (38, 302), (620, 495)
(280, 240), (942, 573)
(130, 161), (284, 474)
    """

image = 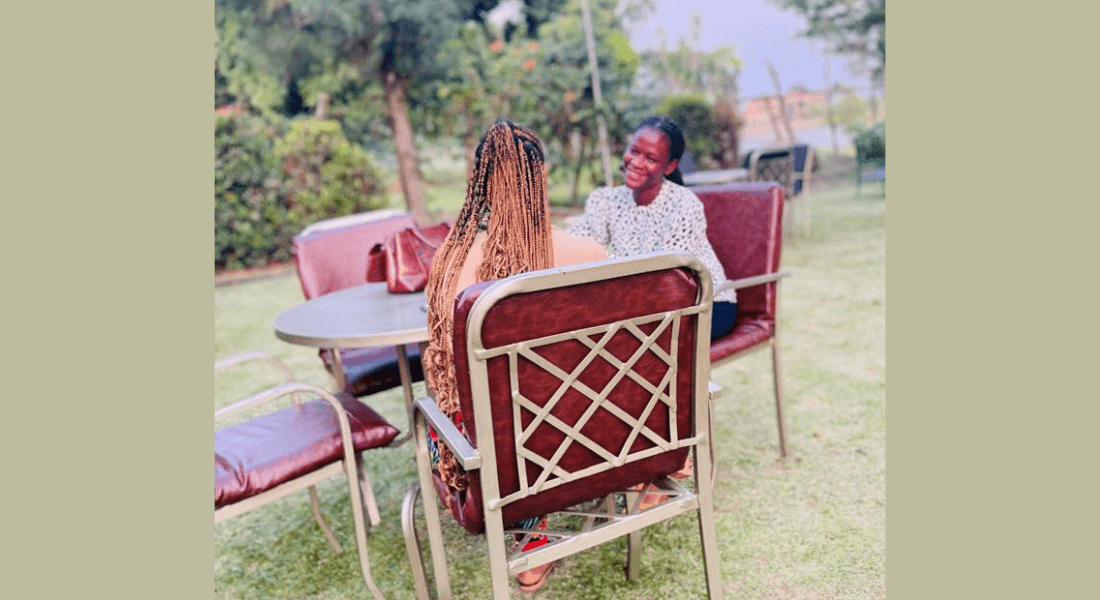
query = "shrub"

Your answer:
(656, 94), (719, 167)
(273, 119), (387, 226)
(215, 113), (290, 270)
(853, 121), (886, 162)
(214, 116), (388, 271)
